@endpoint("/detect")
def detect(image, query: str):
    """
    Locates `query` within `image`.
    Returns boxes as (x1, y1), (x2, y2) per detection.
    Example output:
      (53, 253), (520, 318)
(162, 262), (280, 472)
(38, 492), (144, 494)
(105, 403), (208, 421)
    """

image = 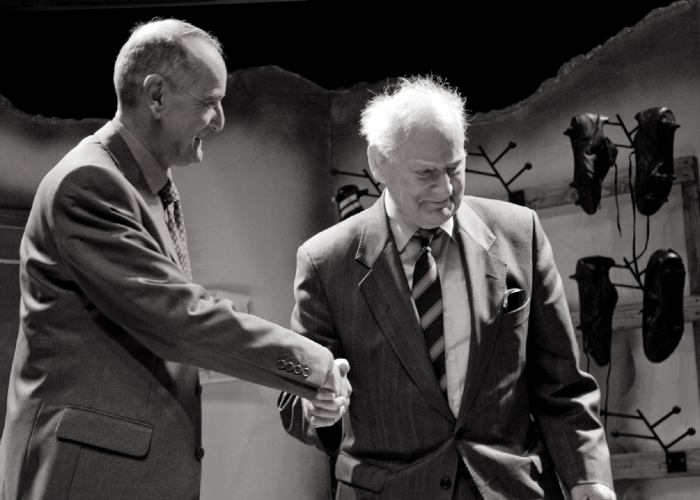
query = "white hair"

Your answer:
(359, 75), (468, 156)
